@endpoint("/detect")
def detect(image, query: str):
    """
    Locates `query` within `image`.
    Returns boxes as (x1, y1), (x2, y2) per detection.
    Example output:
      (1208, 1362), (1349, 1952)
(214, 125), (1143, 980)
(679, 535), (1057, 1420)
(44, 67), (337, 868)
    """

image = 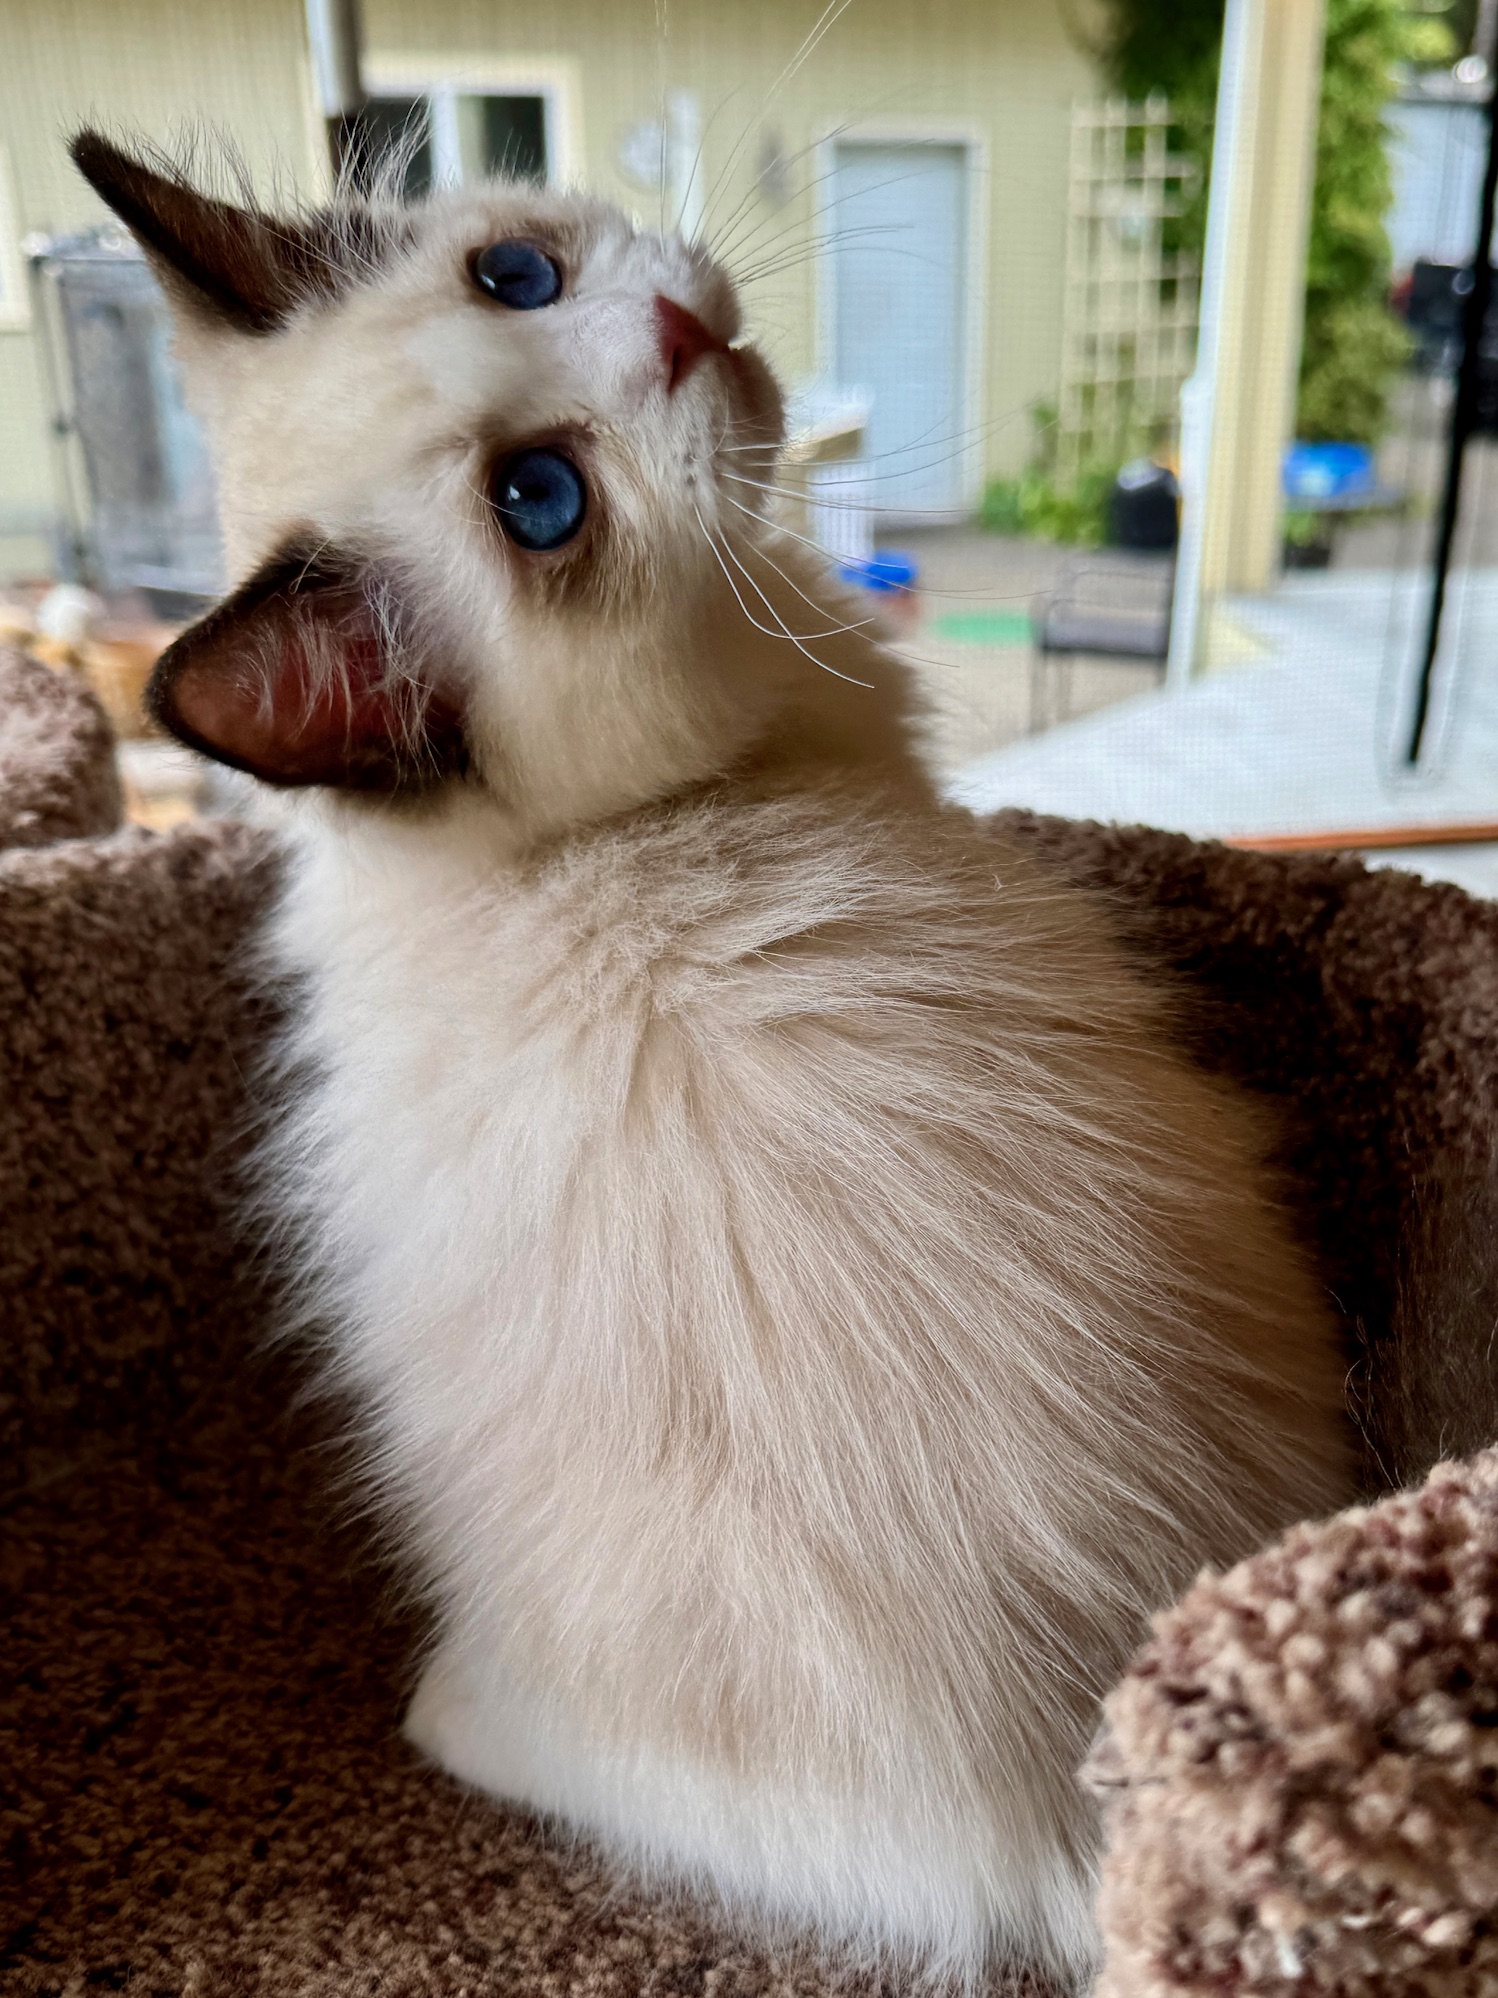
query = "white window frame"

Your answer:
(360, 54), (583, 190)
(0, 144), (31, 331)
